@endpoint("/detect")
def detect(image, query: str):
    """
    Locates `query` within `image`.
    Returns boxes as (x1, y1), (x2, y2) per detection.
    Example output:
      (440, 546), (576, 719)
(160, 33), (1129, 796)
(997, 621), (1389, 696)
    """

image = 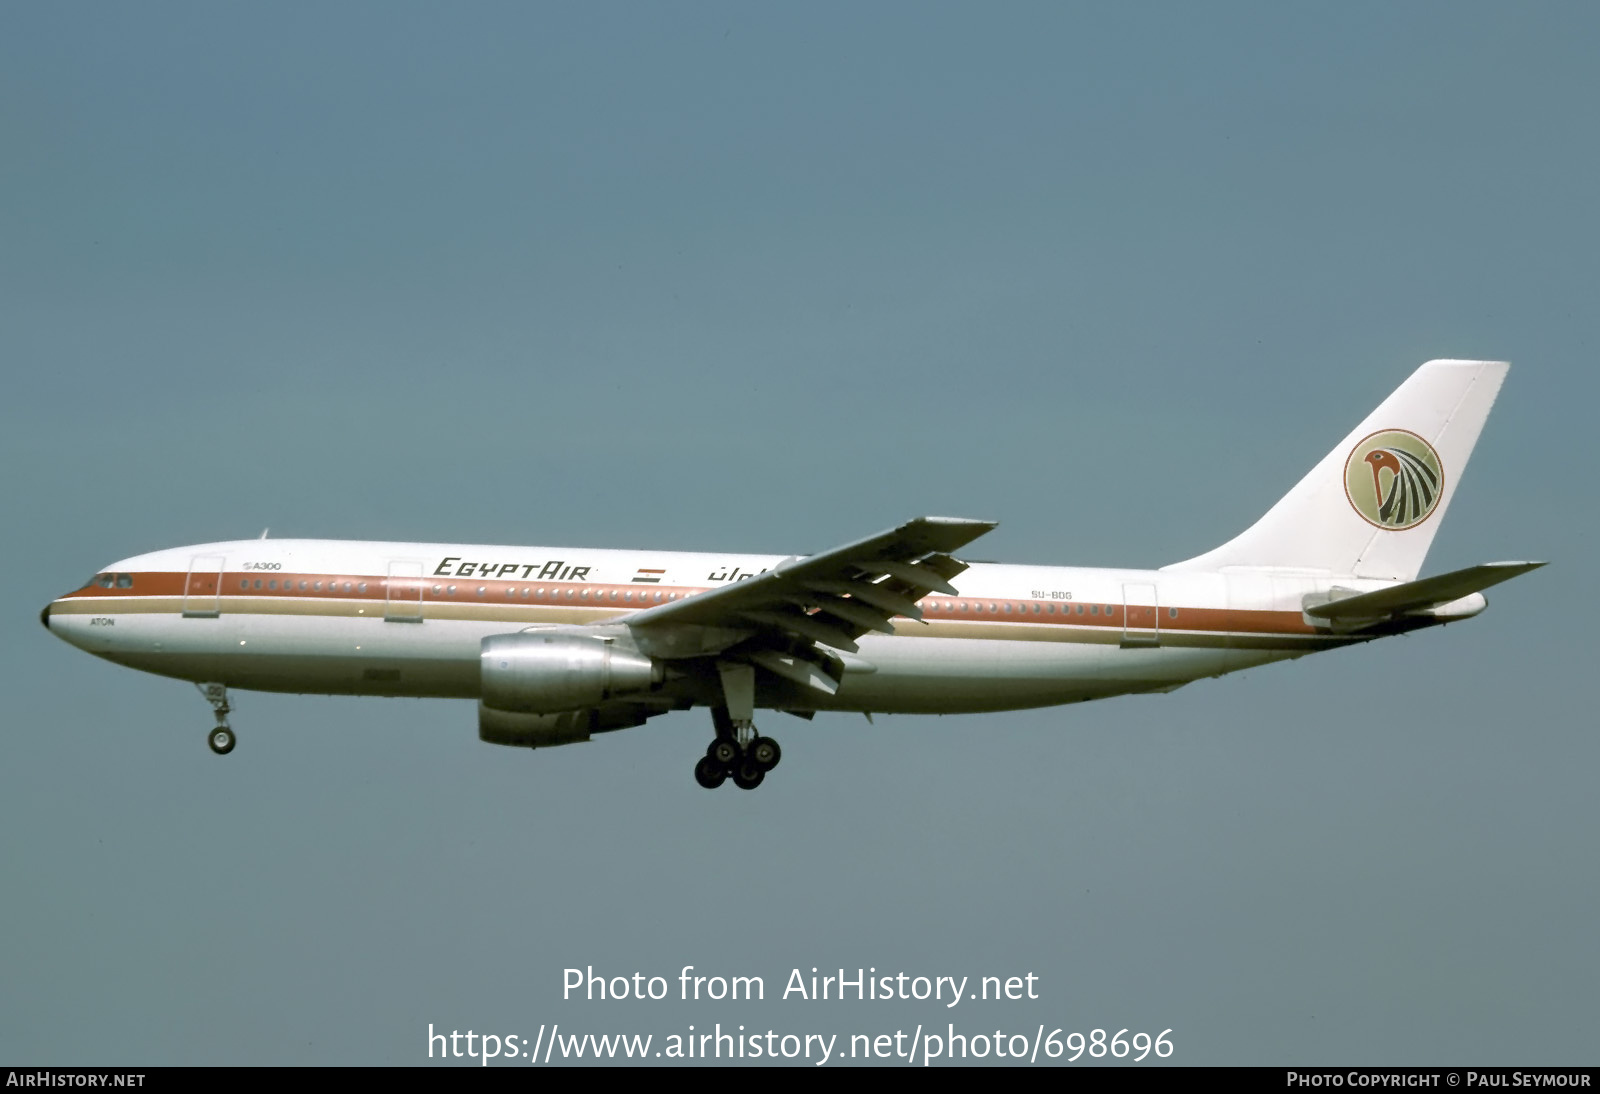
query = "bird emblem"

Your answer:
(1364, 447), (1440, 526)
(1344, 429), (1445, 530)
